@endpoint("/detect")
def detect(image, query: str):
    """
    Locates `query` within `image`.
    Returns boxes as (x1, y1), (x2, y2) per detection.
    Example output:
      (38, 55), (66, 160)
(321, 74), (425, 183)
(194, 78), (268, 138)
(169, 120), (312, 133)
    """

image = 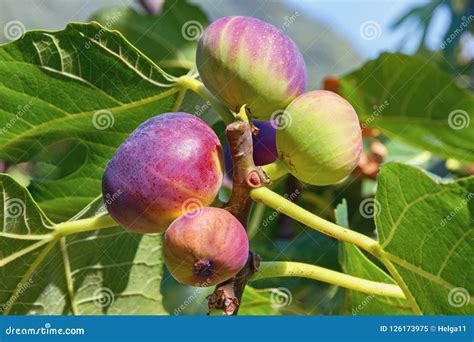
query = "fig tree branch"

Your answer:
(208, 111), (267, 315)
